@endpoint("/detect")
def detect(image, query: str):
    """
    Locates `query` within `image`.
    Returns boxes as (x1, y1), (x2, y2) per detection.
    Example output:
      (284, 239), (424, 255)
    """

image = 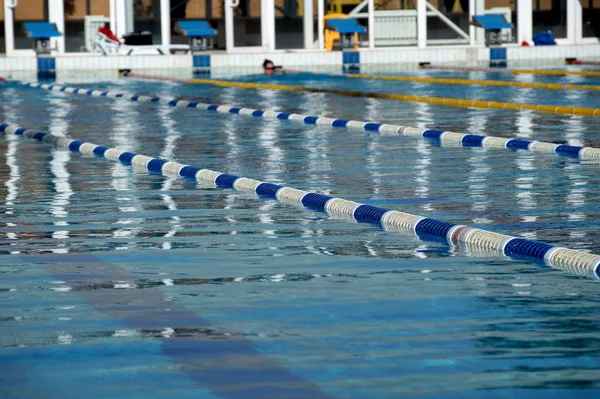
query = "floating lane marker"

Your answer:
(420, 63), (600, 77)
(2, 122), (599, 278)
(76, 72), (600, 117)
(183, 76), (600, 117)
(23, 81), (600, 162)
(131, 69), (600, 91)
(345, 73), (600, 91)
